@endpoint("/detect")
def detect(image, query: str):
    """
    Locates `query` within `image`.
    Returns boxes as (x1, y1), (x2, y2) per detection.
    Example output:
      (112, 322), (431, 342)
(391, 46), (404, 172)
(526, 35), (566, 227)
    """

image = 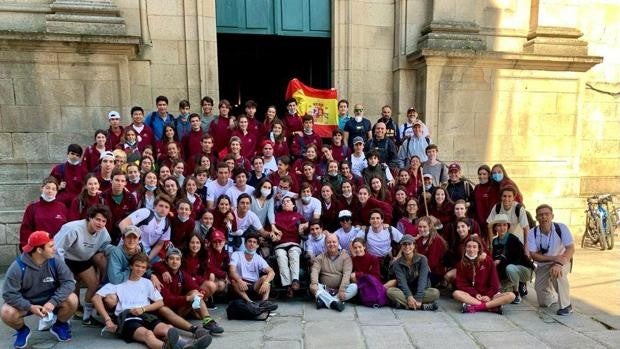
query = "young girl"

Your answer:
(211, 195), (237, 252)
(183, 176), (204, 216)
(194, 210), (215, 242)
(444, 218), (482, 285)
(269, 120), (289, 158)
(82, 129), (108, 172)
(158, 165), (172, 186)
(140, 155), (155, 175)
(68, 174), (104, 221)
(157, 124), (181, 158)
(415, 216), (447, 286)
(355, 186), (393, 227)
(397, 198), (419, 237)
(182, 233), (217, 299)
(350, 237), (382, 283)
(119, 128), (140, 156)
(491, 163), (523, 203)
(453, 236), (515, 314)
(160, 177), (182, 211)
(392, 187), (408, 224)
(369, 176), (392, 204)
(232, 114), (258, 160)
(137, 171), (158, 209)
(319, 184), (343, 232)
(170, 199), (195, 248)
(262, 105), (280, 134)
(330, 129), (350, 162)
(473, 164), (500, 228)
(395, 168), (418, 199)
(429, 187), (455, 230)
(292, 144), (322, 177)
(125, 163), (142, 199)
(171, 159), (186, 187)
